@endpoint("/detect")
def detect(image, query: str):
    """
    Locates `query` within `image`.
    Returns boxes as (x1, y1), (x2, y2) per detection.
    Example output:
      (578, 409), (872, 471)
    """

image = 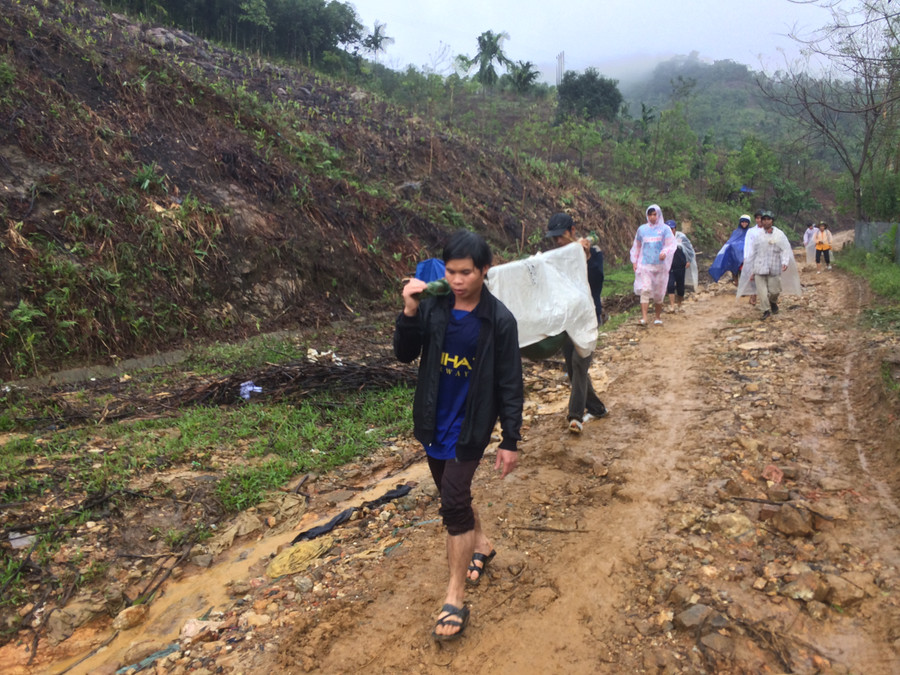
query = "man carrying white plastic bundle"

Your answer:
(545, 212), (609, 434)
